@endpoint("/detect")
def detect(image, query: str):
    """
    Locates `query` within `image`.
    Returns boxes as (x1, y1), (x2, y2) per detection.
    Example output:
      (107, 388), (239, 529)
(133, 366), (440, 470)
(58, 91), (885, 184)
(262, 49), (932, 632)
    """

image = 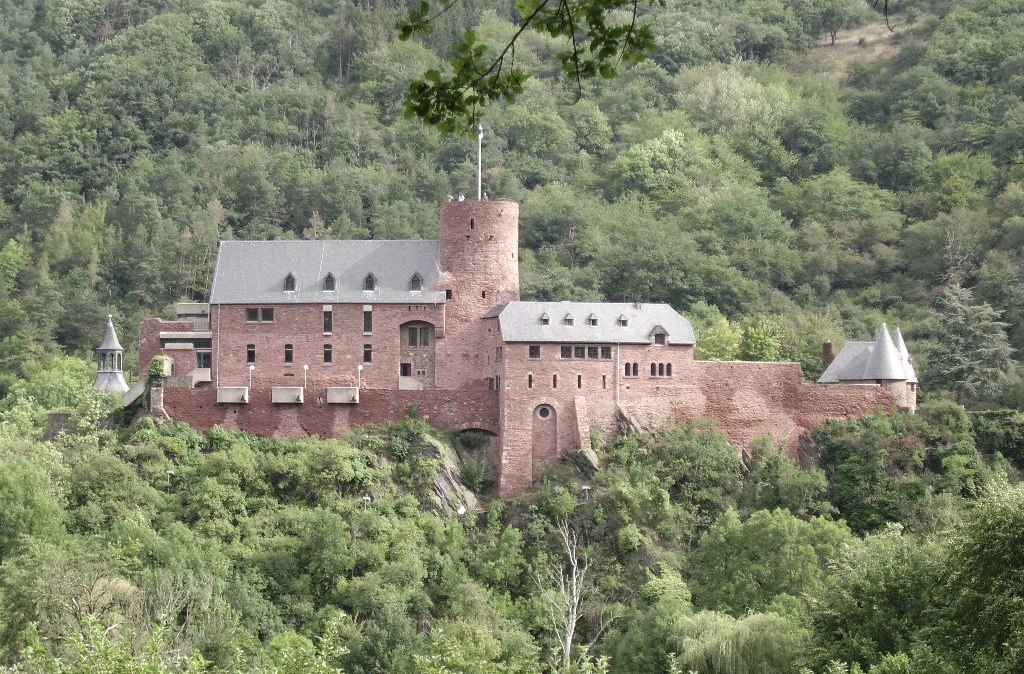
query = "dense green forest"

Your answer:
(3, 0), (1024, 671)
